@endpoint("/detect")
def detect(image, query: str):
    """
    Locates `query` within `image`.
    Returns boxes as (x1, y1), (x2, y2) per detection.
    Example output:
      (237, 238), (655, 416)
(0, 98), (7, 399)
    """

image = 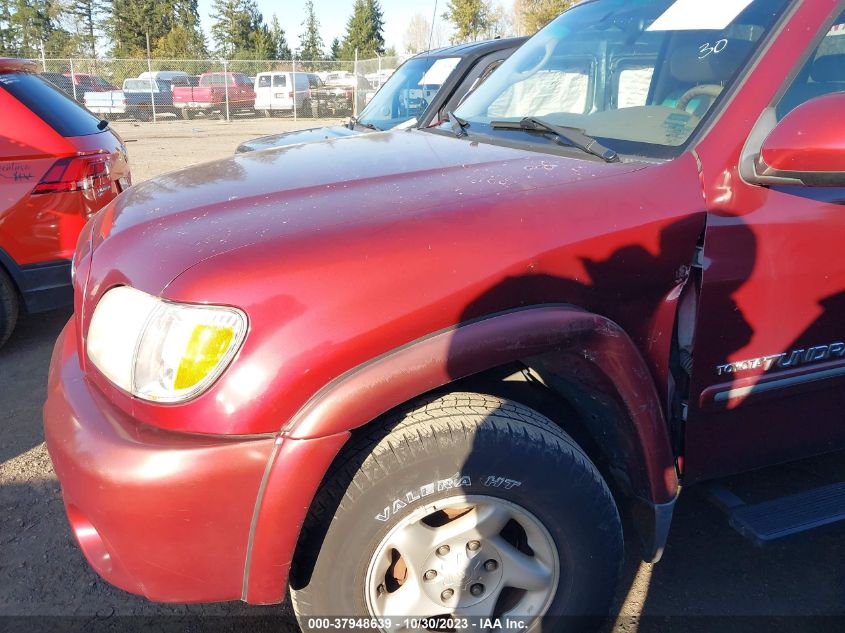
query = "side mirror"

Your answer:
(753, 93), (845, 187)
